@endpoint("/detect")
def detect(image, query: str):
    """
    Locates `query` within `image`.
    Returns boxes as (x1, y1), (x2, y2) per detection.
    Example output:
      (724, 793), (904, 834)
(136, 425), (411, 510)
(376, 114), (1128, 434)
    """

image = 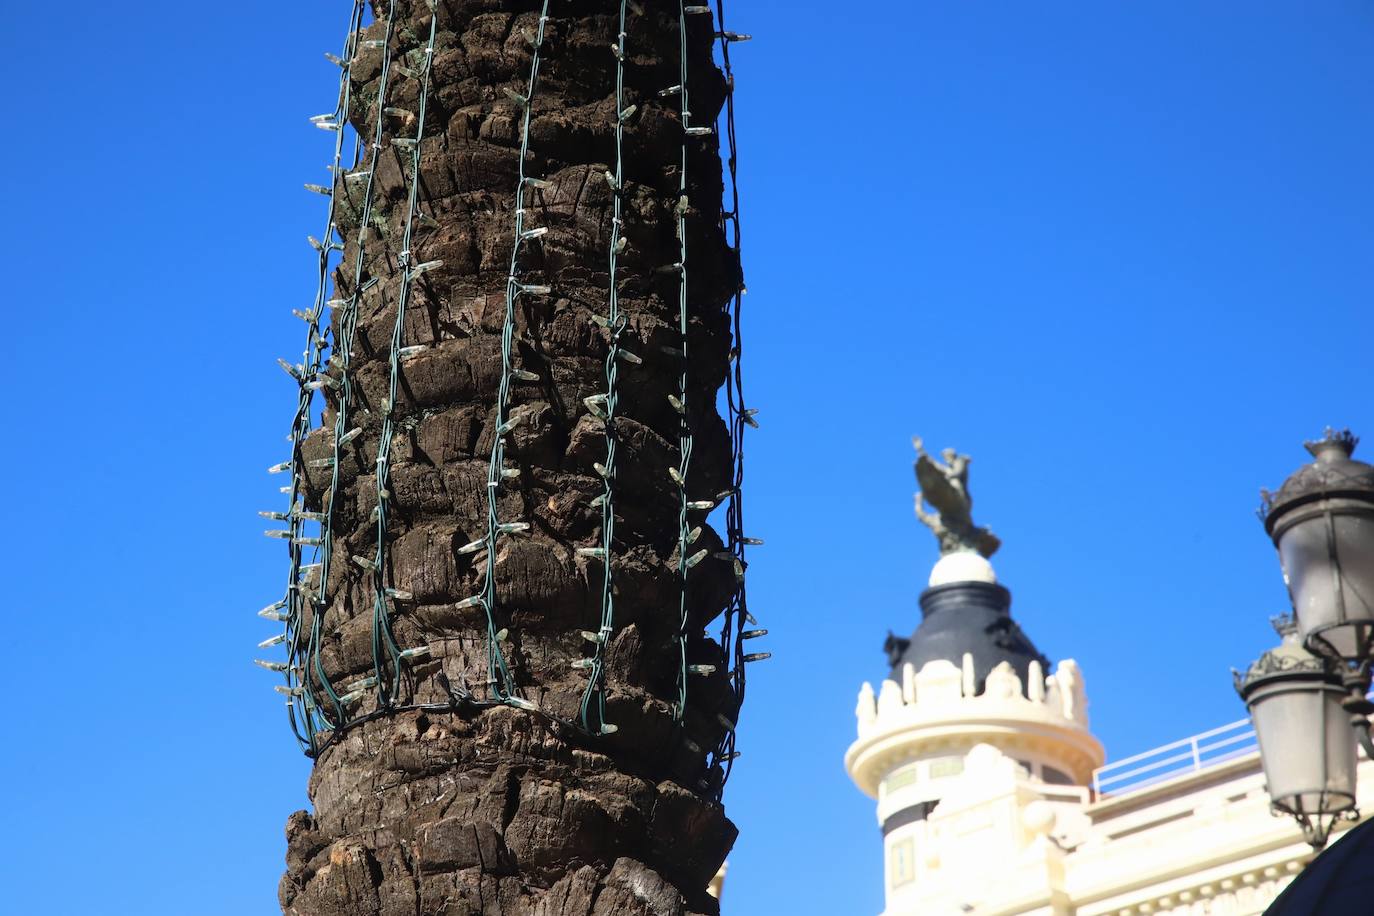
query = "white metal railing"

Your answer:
(1092, 718), (1257, 798)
